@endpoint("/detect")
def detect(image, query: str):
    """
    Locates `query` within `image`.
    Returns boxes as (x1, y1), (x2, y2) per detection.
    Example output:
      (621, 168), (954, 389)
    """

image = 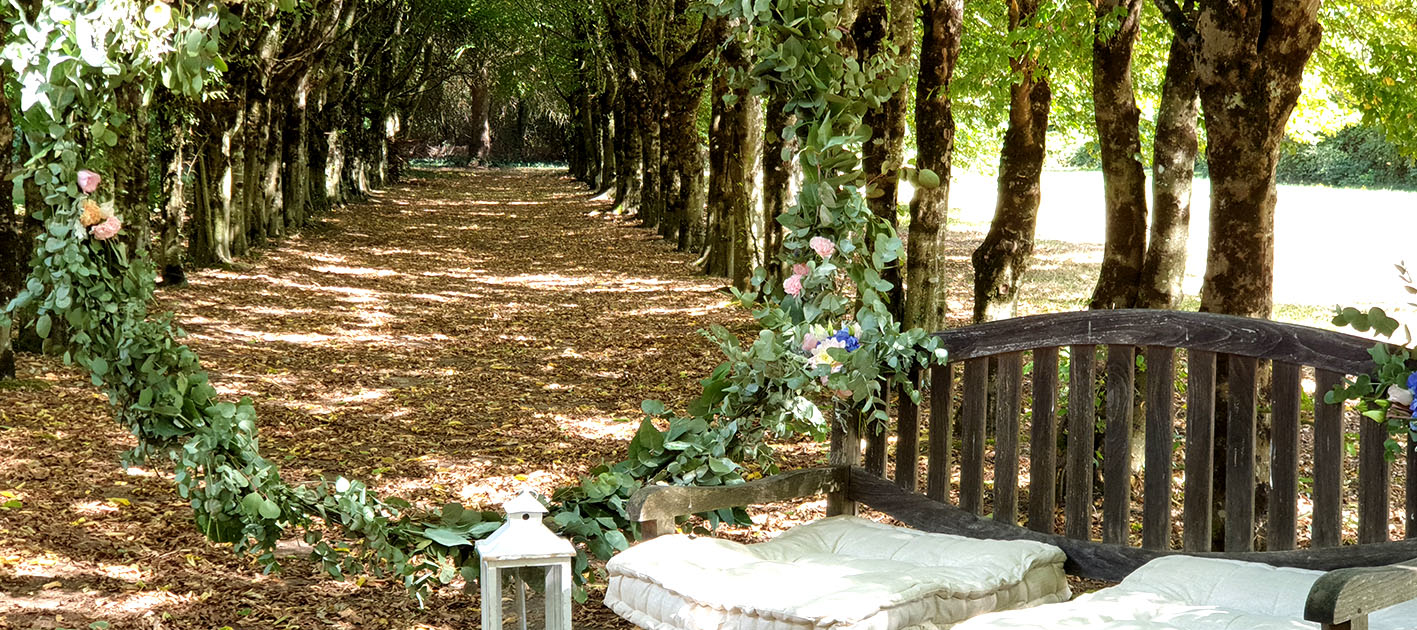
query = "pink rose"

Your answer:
(91, 216), (122, 240)
(792, 263), (809, 277)
(78, 170), (101, 194)
(809, 236), (835, 258)
(802, 333), (819, 352)
(783, 274), (803, 297)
